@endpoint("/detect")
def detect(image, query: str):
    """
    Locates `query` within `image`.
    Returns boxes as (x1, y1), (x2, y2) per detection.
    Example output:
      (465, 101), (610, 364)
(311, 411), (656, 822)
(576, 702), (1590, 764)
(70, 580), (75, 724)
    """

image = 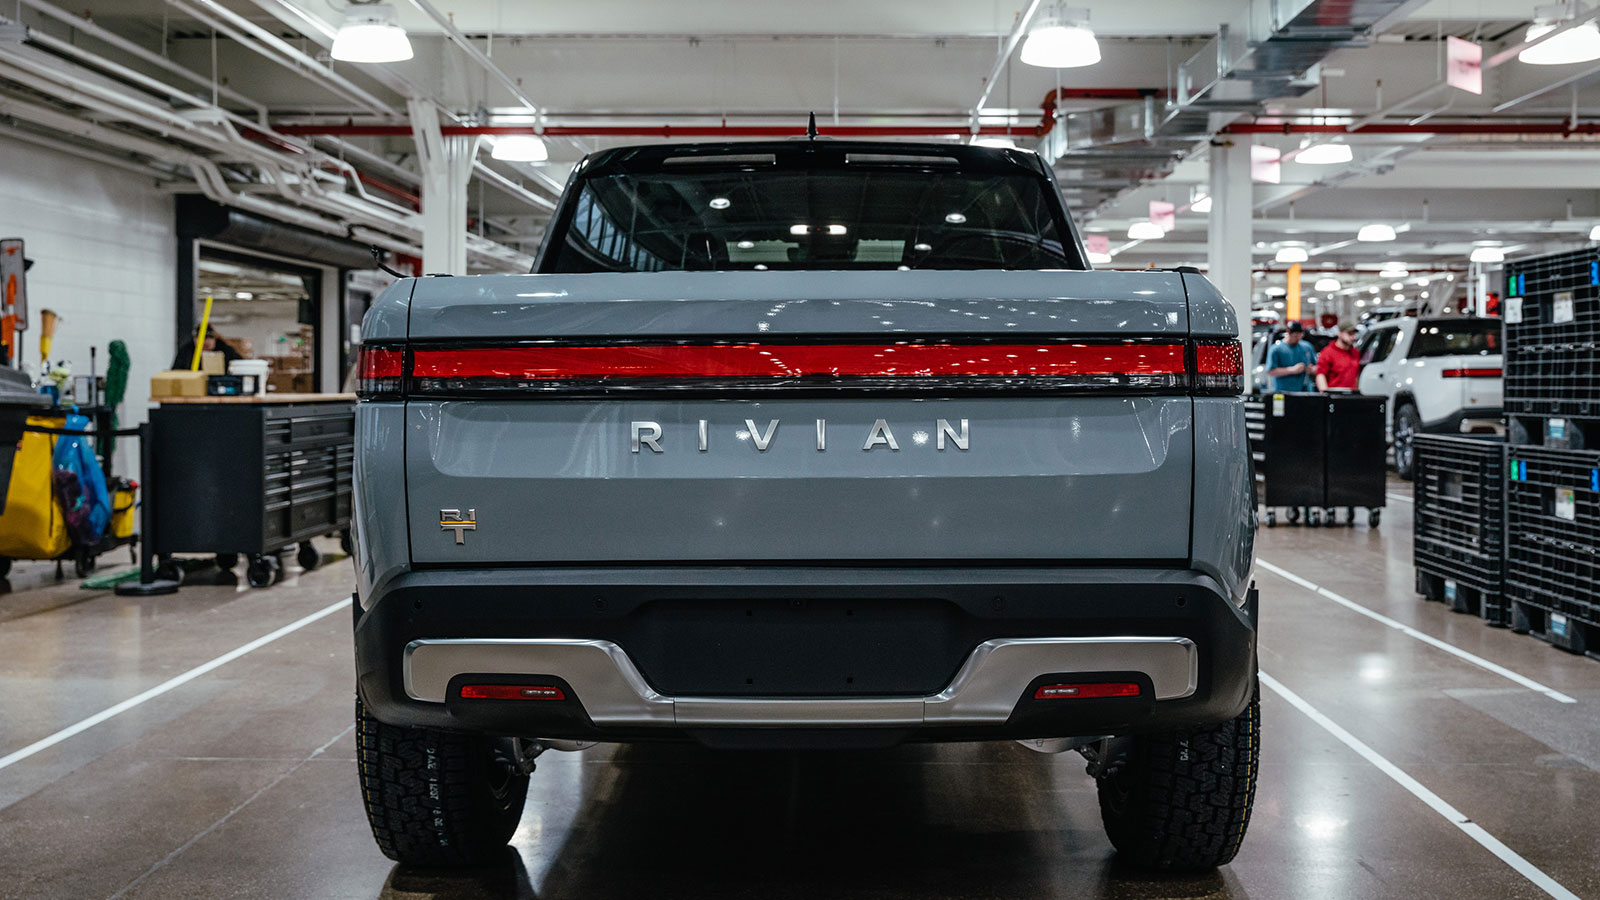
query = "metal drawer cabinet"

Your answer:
(151, 399), (355, 588)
